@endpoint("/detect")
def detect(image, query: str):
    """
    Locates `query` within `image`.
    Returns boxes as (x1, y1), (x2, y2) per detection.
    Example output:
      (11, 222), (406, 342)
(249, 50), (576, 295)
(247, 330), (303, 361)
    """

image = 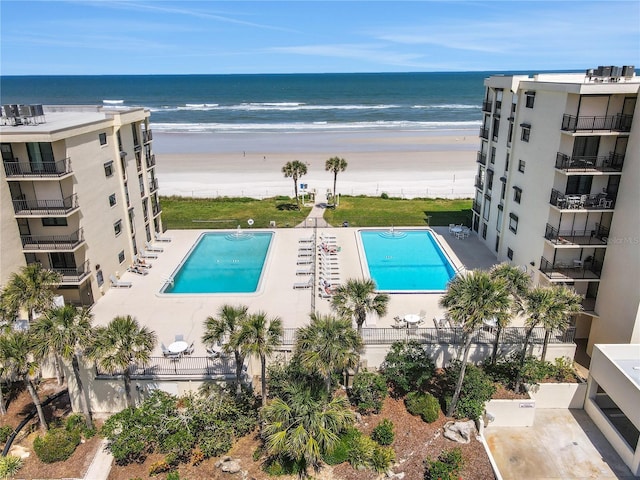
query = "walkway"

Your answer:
(296, 190), (331, 228)
(83, 438), (112, 480)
